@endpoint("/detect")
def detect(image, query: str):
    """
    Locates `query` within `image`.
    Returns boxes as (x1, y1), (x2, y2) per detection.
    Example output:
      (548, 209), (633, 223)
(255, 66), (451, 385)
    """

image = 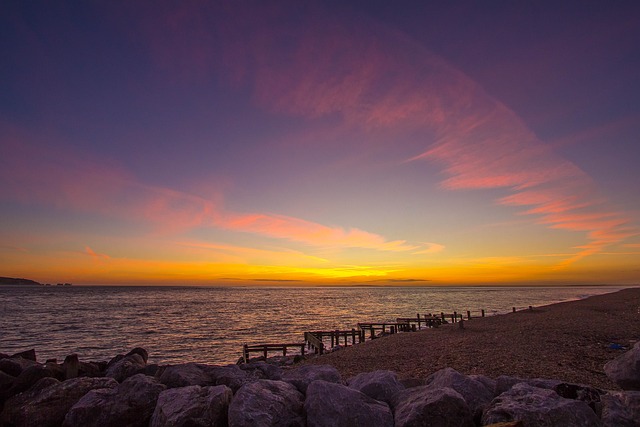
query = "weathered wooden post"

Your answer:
(481, 309), (485, 317)
(263, 346), (268, 359)
(417, 313), (422, 330)
(453, 312), (457, 323)
(467, 310), (471, 320)
(441, 312), (445, 322)
(243, 345), (248, 363)
(529, 305), (533, 310)
(351, 328), (356, 345)
(513, 307), (516, 313)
